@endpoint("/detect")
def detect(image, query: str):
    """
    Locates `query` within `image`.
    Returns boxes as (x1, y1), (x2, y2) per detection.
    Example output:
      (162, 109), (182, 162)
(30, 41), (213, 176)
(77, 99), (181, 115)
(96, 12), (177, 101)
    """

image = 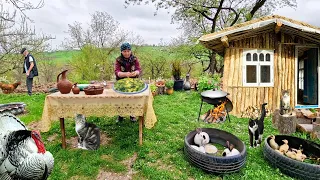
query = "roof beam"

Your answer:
(275, 20), (282, 34)
(221, 36), (229, 48)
